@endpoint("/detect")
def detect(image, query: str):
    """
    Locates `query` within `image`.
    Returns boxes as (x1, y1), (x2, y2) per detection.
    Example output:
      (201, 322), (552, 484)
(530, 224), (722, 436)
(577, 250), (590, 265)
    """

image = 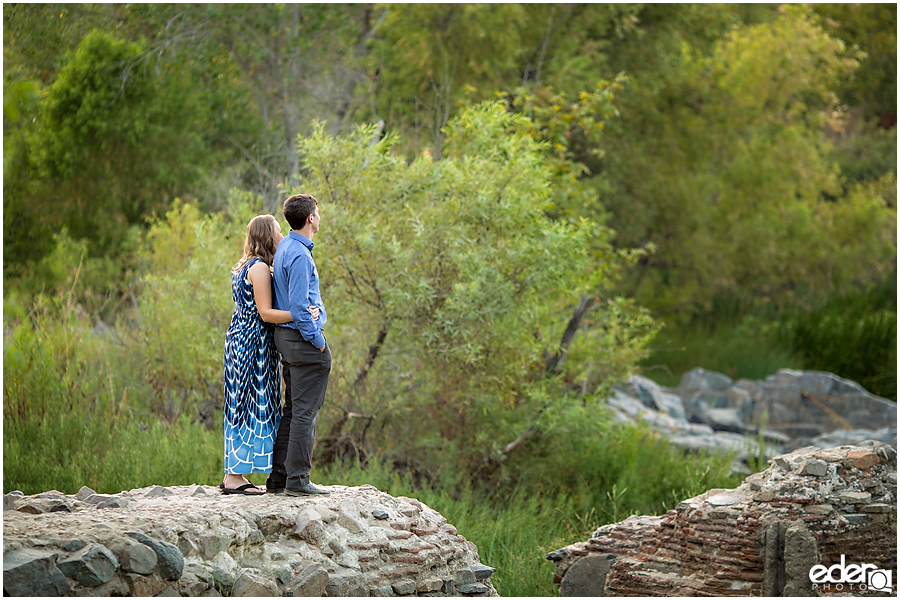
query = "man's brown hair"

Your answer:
(283, 194), (318, 230)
